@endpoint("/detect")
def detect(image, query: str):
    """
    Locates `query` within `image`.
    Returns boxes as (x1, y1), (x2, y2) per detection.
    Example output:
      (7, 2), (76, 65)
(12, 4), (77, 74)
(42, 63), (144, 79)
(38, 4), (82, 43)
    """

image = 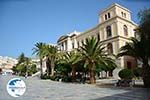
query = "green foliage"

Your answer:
(32, 42), (46, 59)
(62, 76), (72, 82)
(54, 76), (62, 81)
(41, 74), (62, 81)
(55, 63), (71, 76)
(33, 43), (58, 76)
(32, 42), (46, 76)
(119, 68), (134, 79)
(18, 53), (26, 64)
(59, 51), (81, 67)
(40, 74), (51, 79)
(43, 45), (58, 76)
(138, 8), (150, 41)
(53, 37), (117, 83)
(49, 76), (56, 80)
(78, 37), (117, 83)
(12, 53), (37, 76)
(28, 64), (38, 76)
(117, 37), (143, 59)
(133, 67), (142, 78)
(56, 50), (81, 77)
(75, 60), (87, 72)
